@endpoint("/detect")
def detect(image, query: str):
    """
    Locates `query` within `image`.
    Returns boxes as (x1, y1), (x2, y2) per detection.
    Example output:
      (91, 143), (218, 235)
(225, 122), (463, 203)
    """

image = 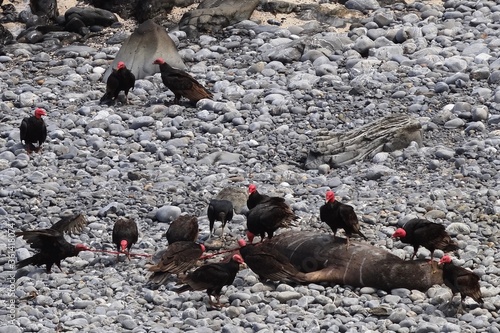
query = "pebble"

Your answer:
(3, 1), (499, 332)
(155, 205), (182, 223)
(275, 291), (302, 303)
